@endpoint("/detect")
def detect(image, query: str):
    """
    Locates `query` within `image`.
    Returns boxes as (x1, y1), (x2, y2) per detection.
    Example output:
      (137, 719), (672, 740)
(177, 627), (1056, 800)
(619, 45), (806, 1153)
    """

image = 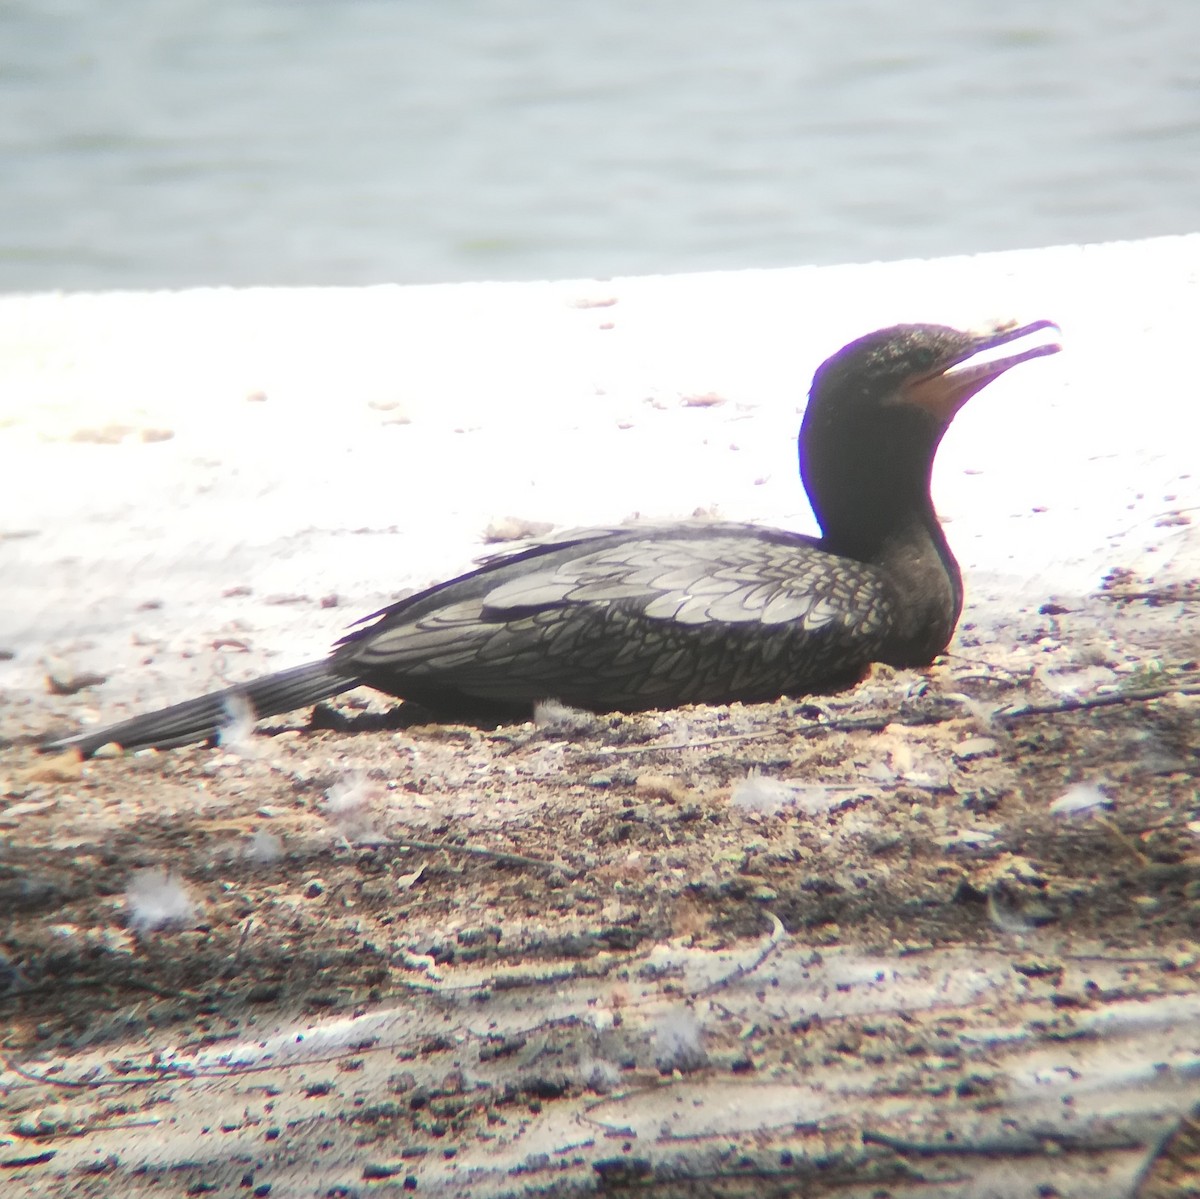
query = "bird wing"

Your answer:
(341, 527), (896, 709)
(478, 535), (882, 629)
